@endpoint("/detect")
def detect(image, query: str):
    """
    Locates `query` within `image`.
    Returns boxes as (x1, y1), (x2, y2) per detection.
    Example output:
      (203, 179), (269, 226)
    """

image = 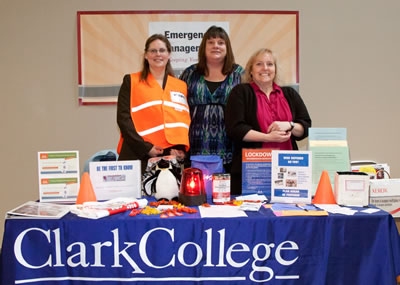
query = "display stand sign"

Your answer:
(242, 149), (272, 197)
(309, 128), (350, 195)
(38, 151), (80, 203)
(89, 160), (141, 201)
(271, 150), (312, 204)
